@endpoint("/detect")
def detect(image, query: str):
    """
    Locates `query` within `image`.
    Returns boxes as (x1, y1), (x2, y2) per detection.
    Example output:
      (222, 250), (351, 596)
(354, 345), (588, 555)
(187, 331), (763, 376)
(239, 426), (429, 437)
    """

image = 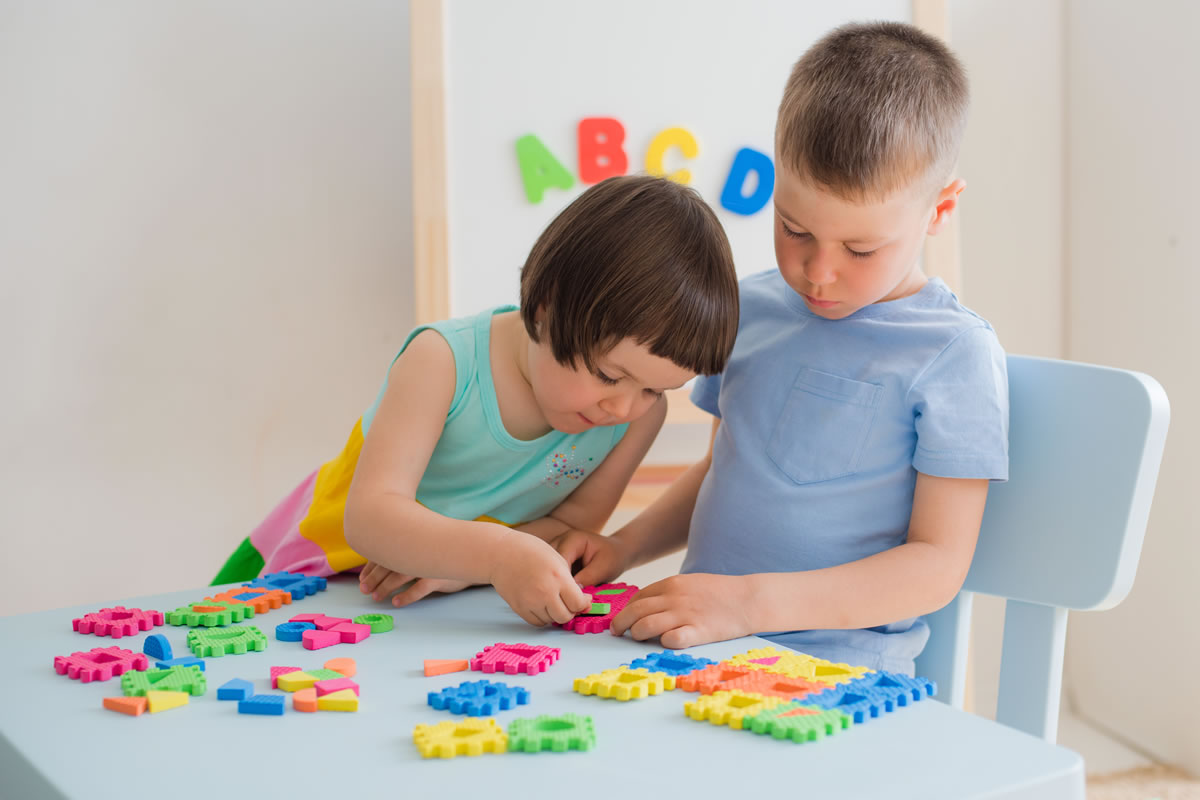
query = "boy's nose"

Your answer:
(802, 253), (837, 286)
